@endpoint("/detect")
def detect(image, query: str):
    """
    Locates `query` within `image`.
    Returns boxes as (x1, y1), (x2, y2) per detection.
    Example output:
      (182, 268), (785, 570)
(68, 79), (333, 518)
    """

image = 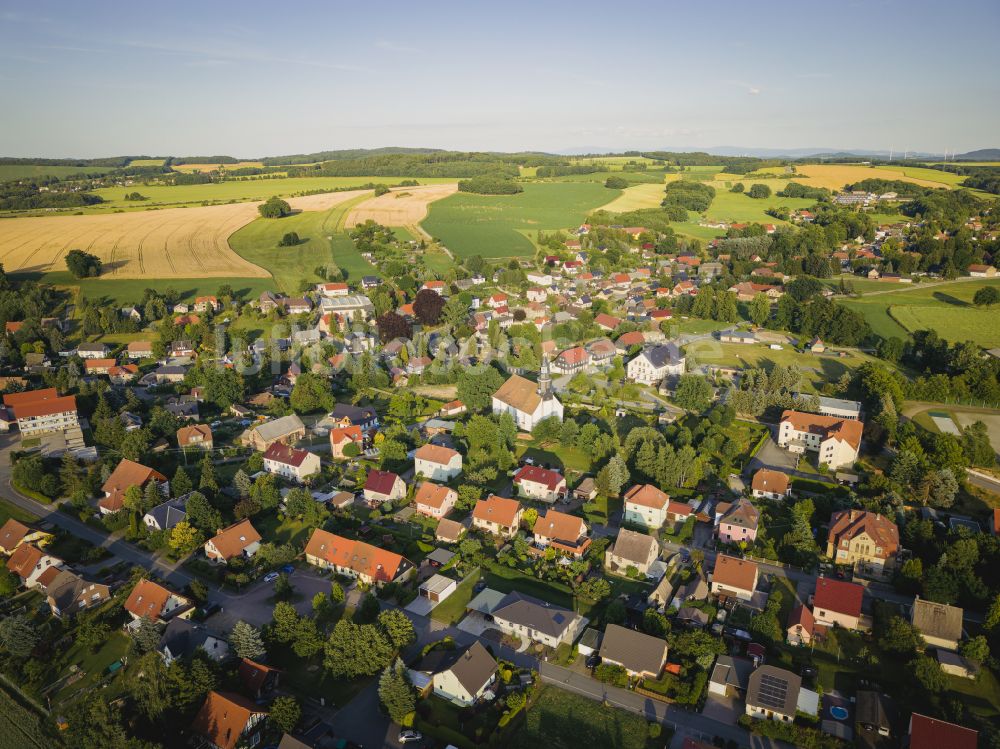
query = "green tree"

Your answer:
(199, 454), (219, 492)
(259, 196), (292, 218)
(124, 651), (172, 719)
(229, 620), (266, 660)
(748, 292), (771, 326)
(748, 183), (771, 199)
(378, 658), (416, 724)
(290, 372), (334, 413)
(269, 696), (301, 733)
(973, 286), (1000, 308)
(378, 609), (416, 650)
(131, 616), (162, 654)
(0, 614), (39, 657)
(168, 521), (203, 555)
(960, 635), (990, 664)
(172, 465), (193, 497)
(324, 620), (394, 678)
